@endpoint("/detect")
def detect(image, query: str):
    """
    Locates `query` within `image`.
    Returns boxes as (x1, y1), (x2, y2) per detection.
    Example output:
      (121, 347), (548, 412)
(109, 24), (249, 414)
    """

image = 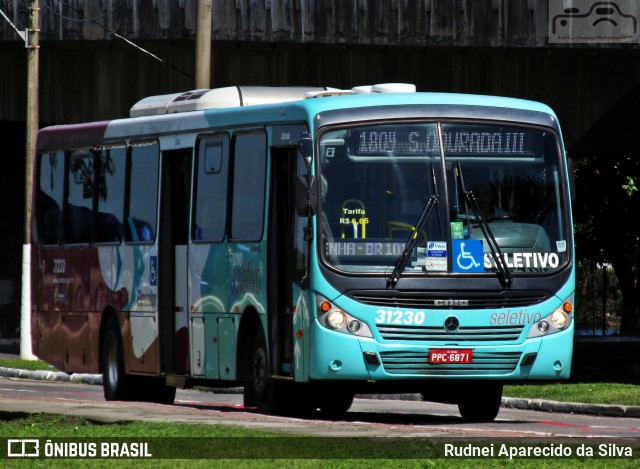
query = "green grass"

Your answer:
(0, 358), (56, 371)
(504, 382), (640, 406)
(0, 414), (635, 468)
